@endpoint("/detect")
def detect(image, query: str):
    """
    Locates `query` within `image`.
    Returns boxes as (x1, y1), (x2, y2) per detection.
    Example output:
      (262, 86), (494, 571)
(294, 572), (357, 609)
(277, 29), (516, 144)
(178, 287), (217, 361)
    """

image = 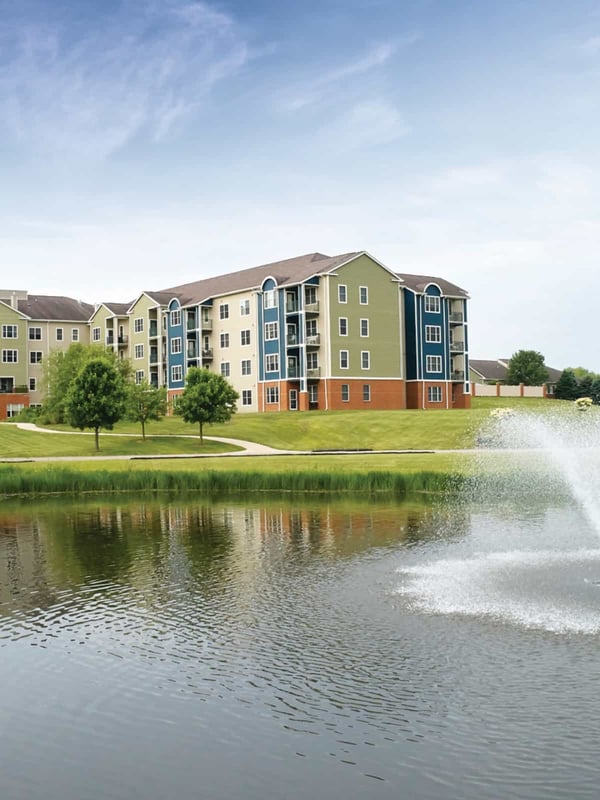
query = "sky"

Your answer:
(2, 0), (599, 370)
